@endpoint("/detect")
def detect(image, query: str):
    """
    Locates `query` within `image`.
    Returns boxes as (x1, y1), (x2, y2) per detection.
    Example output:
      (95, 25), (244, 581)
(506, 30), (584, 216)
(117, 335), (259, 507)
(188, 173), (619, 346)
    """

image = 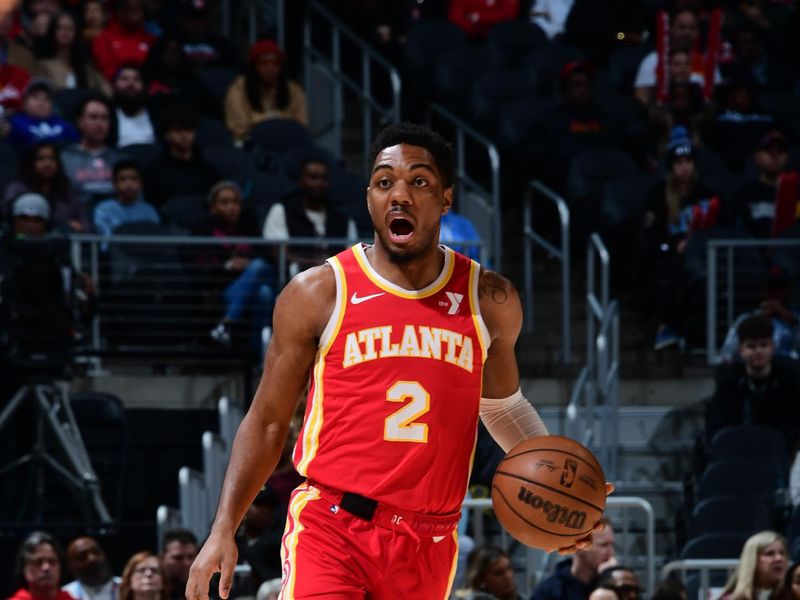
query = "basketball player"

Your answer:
(186, 123), (606, 600)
